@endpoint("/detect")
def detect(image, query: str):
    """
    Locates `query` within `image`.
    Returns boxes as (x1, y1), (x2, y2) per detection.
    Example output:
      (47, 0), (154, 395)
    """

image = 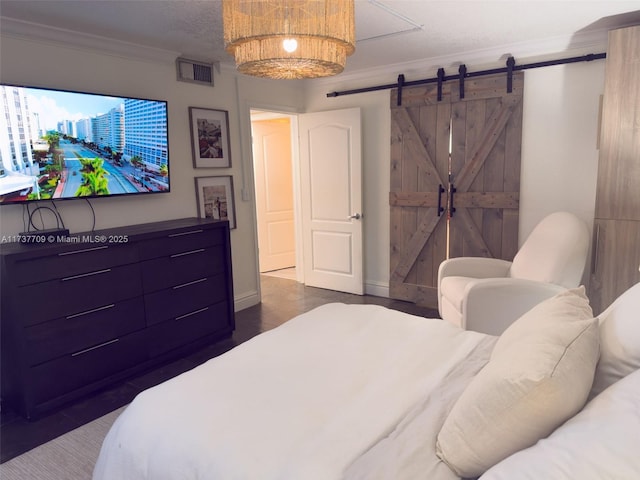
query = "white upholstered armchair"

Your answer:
(437, 211), (590, 335)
